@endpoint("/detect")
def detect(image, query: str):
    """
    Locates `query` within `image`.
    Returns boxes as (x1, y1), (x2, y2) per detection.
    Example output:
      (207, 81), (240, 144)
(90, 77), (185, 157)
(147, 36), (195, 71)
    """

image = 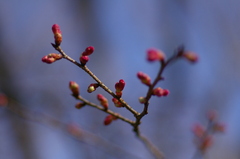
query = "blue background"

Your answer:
(0, 0), (240, 159)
